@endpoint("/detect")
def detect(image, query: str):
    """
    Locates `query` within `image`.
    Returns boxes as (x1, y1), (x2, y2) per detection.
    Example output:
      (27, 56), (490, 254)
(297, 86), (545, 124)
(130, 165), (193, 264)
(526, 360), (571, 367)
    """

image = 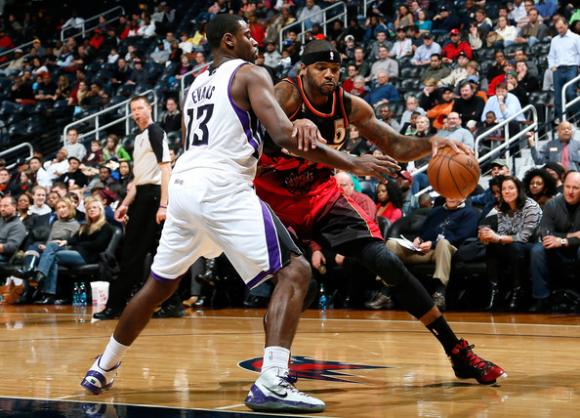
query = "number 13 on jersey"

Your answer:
(185, 104), (214, 150)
